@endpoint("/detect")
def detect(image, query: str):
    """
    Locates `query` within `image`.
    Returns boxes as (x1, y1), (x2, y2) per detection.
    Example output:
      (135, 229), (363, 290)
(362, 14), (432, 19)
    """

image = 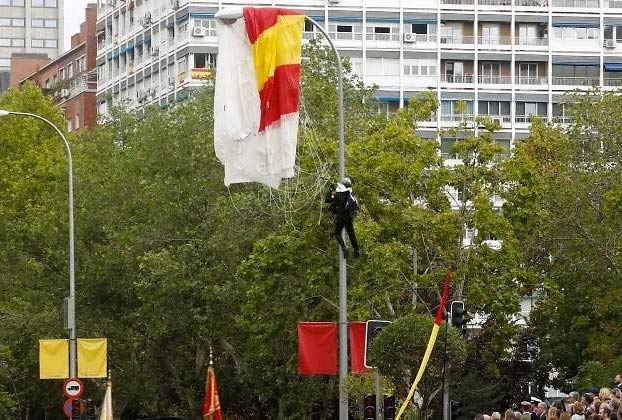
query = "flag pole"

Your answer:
(214, 9), (348, 419)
